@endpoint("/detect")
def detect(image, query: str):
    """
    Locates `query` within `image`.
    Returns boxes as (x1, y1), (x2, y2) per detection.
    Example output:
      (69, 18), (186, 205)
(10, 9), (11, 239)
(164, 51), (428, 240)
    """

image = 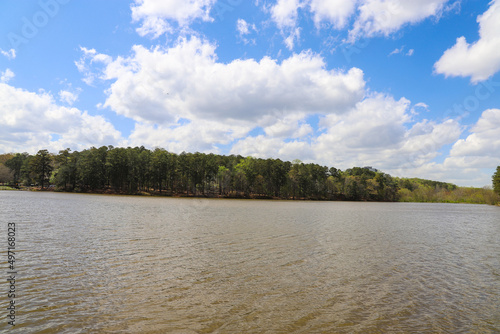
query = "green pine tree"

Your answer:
(493, 166), (500, 196)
